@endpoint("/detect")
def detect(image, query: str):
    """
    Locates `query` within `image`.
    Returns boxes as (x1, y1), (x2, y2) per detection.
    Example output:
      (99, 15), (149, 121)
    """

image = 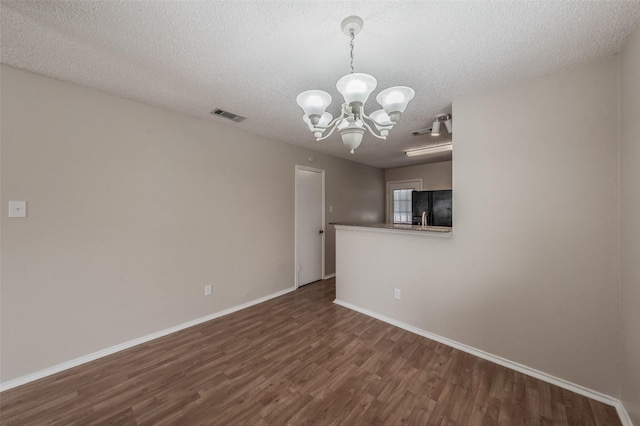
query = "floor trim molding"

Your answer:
(334, 299), (630, 425)
(616, 403), (633, 426)
(323, 273), (336, 279)
(0, 286), (296, 392)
